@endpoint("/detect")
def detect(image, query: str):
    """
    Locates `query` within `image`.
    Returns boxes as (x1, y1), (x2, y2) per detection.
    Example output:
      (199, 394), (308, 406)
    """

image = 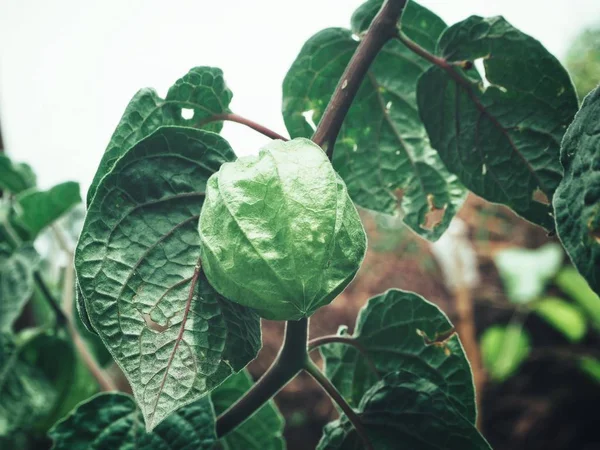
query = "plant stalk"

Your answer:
(312, 0), (408, 158)
(196, 113), (288, 141)
(305, 360), (373, 450)
(216, 318), (309, 437)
